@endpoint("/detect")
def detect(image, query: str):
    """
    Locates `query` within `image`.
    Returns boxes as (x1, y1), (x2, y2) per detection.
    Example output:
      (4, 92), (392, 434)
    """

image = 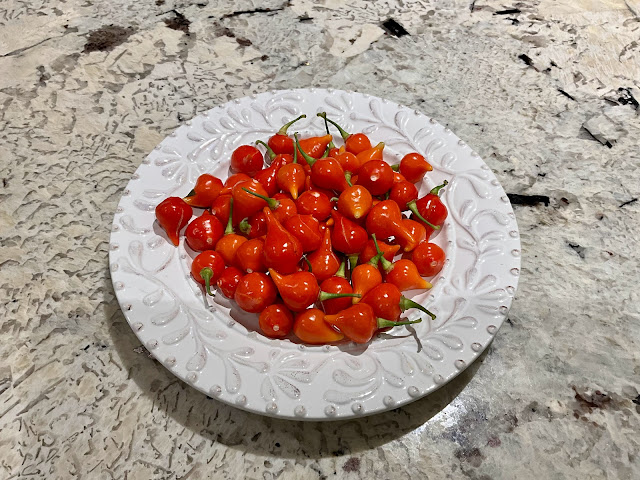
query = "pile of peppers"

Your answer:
(155, 113), (448, 345)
